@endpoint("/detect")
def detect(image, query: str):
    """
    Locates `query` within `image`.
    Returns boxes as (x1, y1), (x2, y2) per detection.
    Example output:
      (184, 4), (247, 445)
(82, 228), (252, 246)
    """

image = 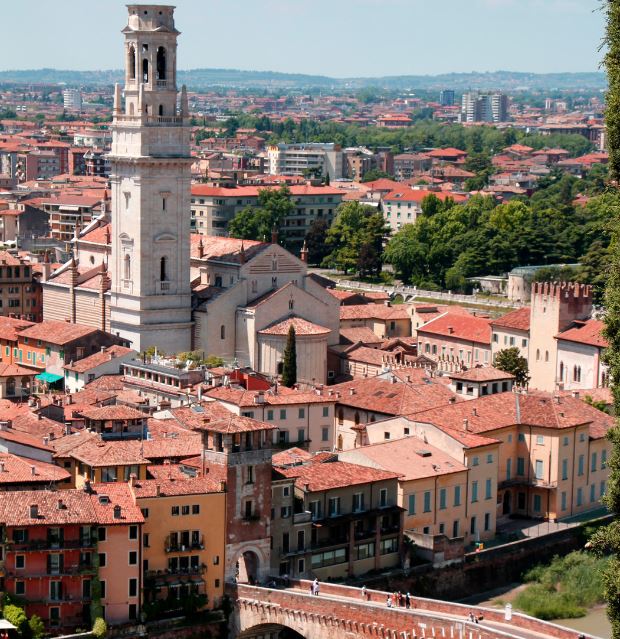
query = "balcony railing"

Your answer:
(293, 511), (312, 525)
(7, 563), (96, 578)
(499, 477), (558, 490)
(8, 538), (95, 551)
(145, 564), (206, 579)
(164, 535), (204, 553)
